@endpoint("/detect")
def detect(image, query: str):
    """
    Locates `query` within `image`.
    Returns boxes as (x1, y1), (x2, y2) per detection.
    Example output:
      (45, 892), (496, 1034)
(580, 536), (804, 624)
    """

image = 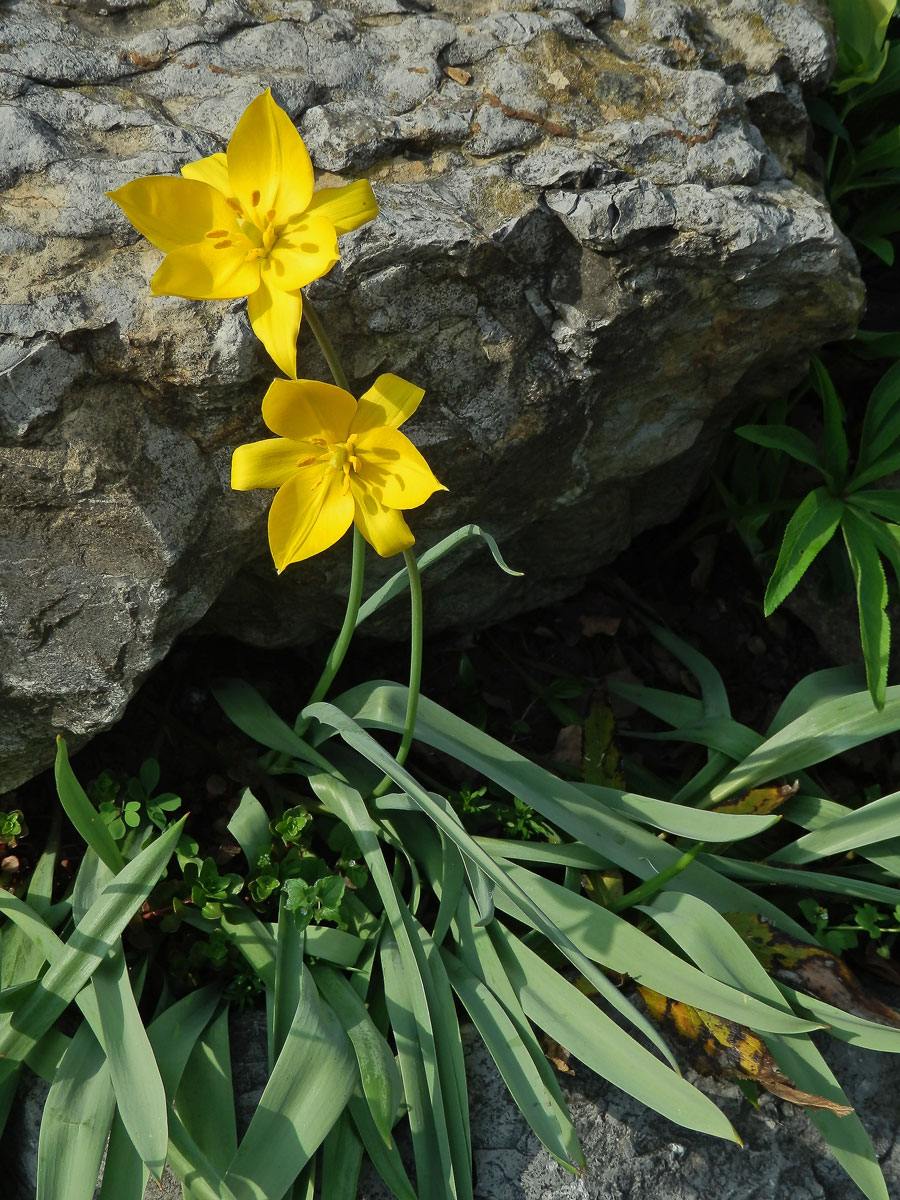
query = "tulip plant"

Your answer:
(3, 89), (900, 1200)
